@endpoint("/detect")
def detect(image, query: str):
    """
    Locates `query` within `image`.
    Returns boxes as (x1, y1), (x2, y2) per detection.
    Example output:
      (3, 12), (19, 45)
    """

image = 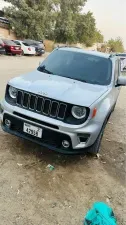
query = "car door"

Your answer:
(22, 42), (30, 54)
